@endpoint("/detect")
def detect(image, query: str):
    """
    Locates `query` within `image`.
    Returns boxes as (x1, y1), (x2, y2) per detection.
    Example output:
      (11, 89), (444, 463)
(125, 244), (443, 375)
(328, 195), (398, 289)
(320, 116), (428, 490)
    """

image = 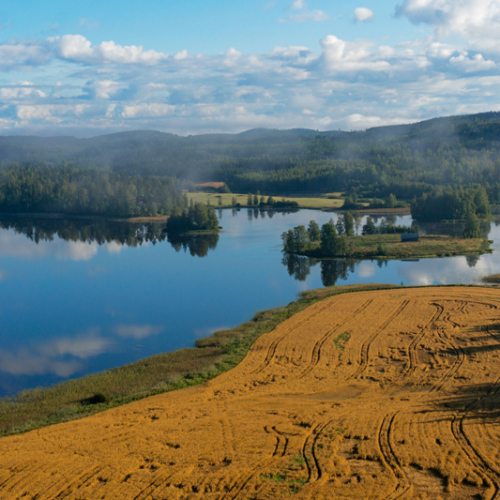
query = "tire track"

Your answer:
(377, 412), (411, 500)
(297, 299), (373, 379)
(301, 419), (334, 483)
(227, 426), (289, 500)
(402, 303), (443, 378)
(349, 300), (410, 380)
(447, 316), (500, 500)
(251, 300), (337, 375)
